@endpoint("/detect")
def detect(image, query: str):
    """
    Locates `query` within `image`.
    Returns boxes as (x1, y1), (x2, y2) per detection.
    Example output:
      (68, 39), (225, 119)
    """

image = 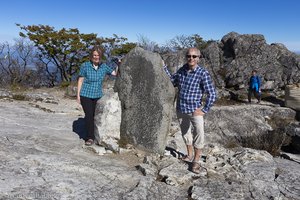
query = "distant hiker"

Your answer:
(164, 47), (217, 174)
(248, 70), (261, 104)
(77, 46), (118, 146)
